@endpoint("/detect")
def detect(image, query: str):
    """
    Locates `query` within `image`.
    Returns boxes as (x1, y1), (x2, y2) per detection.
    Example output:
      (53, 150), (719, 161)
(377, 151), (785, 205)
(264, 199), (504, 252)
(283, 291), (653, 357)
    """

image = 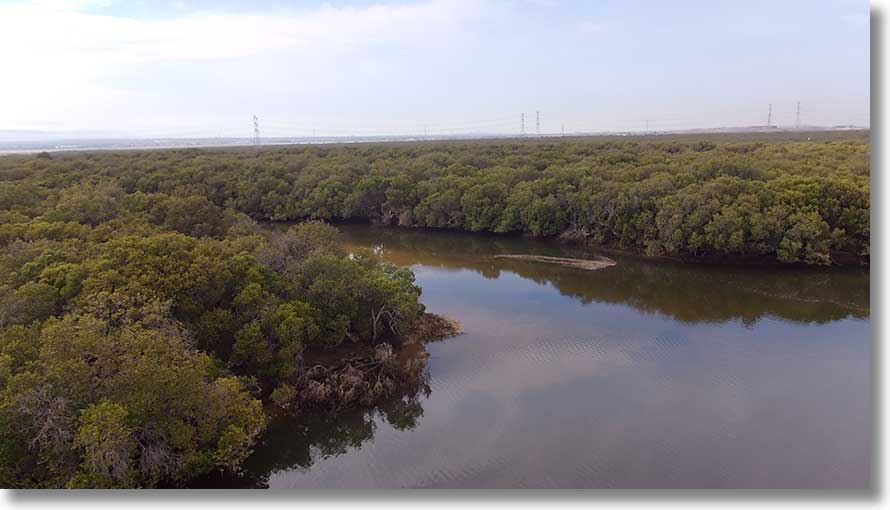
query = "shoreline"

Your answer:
(274, 313), (463, 413)
(259, 219), (869, 269)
